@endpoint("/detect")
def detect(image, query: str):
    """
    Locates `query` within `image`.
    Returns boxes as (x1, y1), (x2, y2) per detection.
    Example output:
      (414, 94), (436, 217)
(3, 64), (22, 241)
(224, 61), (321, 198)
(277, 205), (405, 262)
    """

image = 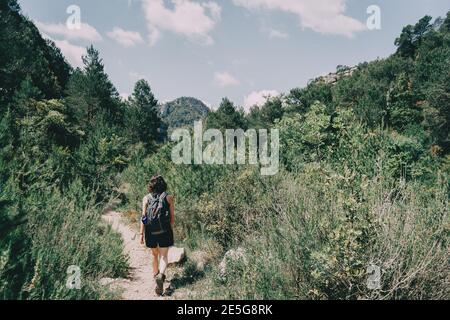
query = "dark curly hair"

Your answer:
(148, 175), (167, 194)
